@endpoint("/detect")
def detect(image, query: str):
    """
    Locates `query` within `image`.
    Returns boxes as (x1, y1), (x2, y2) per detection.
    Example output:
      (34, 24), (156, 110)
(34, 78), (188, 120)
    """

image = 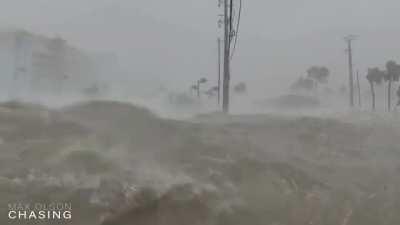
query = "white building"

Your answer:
(0, 30), (99, 99)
